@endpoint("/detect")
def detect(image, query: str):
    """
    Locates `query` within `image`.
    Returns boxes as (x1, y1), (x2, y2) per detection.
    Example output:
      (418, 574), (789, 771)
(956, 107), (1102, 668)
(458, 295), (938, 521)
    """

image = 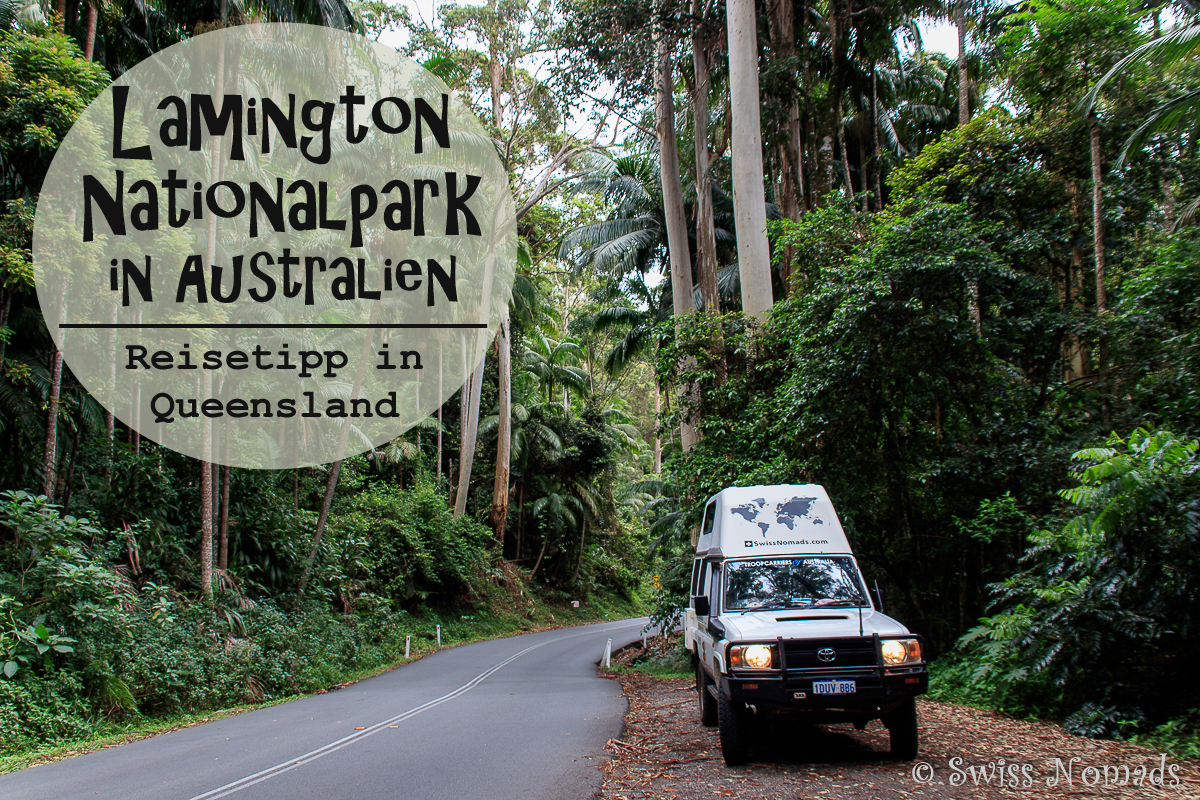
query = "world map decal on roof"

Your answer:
(729, 496), (824, 537)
